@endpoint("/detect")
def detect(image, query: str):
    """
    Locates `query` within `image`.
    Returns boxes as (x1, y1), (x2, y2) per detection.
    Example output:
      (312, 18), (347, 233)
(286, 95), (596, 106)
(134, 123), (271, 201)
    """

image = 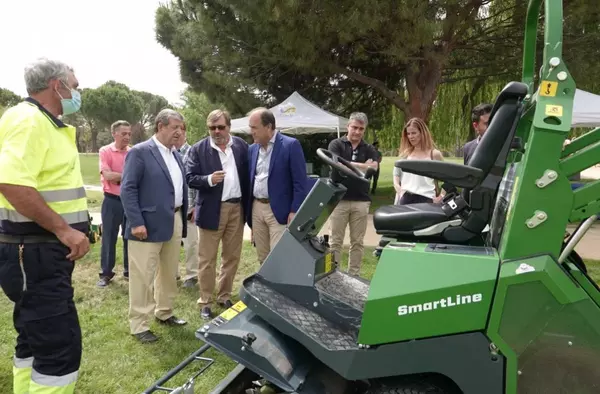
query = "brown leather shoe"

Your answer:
(134, 330), (159, 343)
(157, 316), (187, 326)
